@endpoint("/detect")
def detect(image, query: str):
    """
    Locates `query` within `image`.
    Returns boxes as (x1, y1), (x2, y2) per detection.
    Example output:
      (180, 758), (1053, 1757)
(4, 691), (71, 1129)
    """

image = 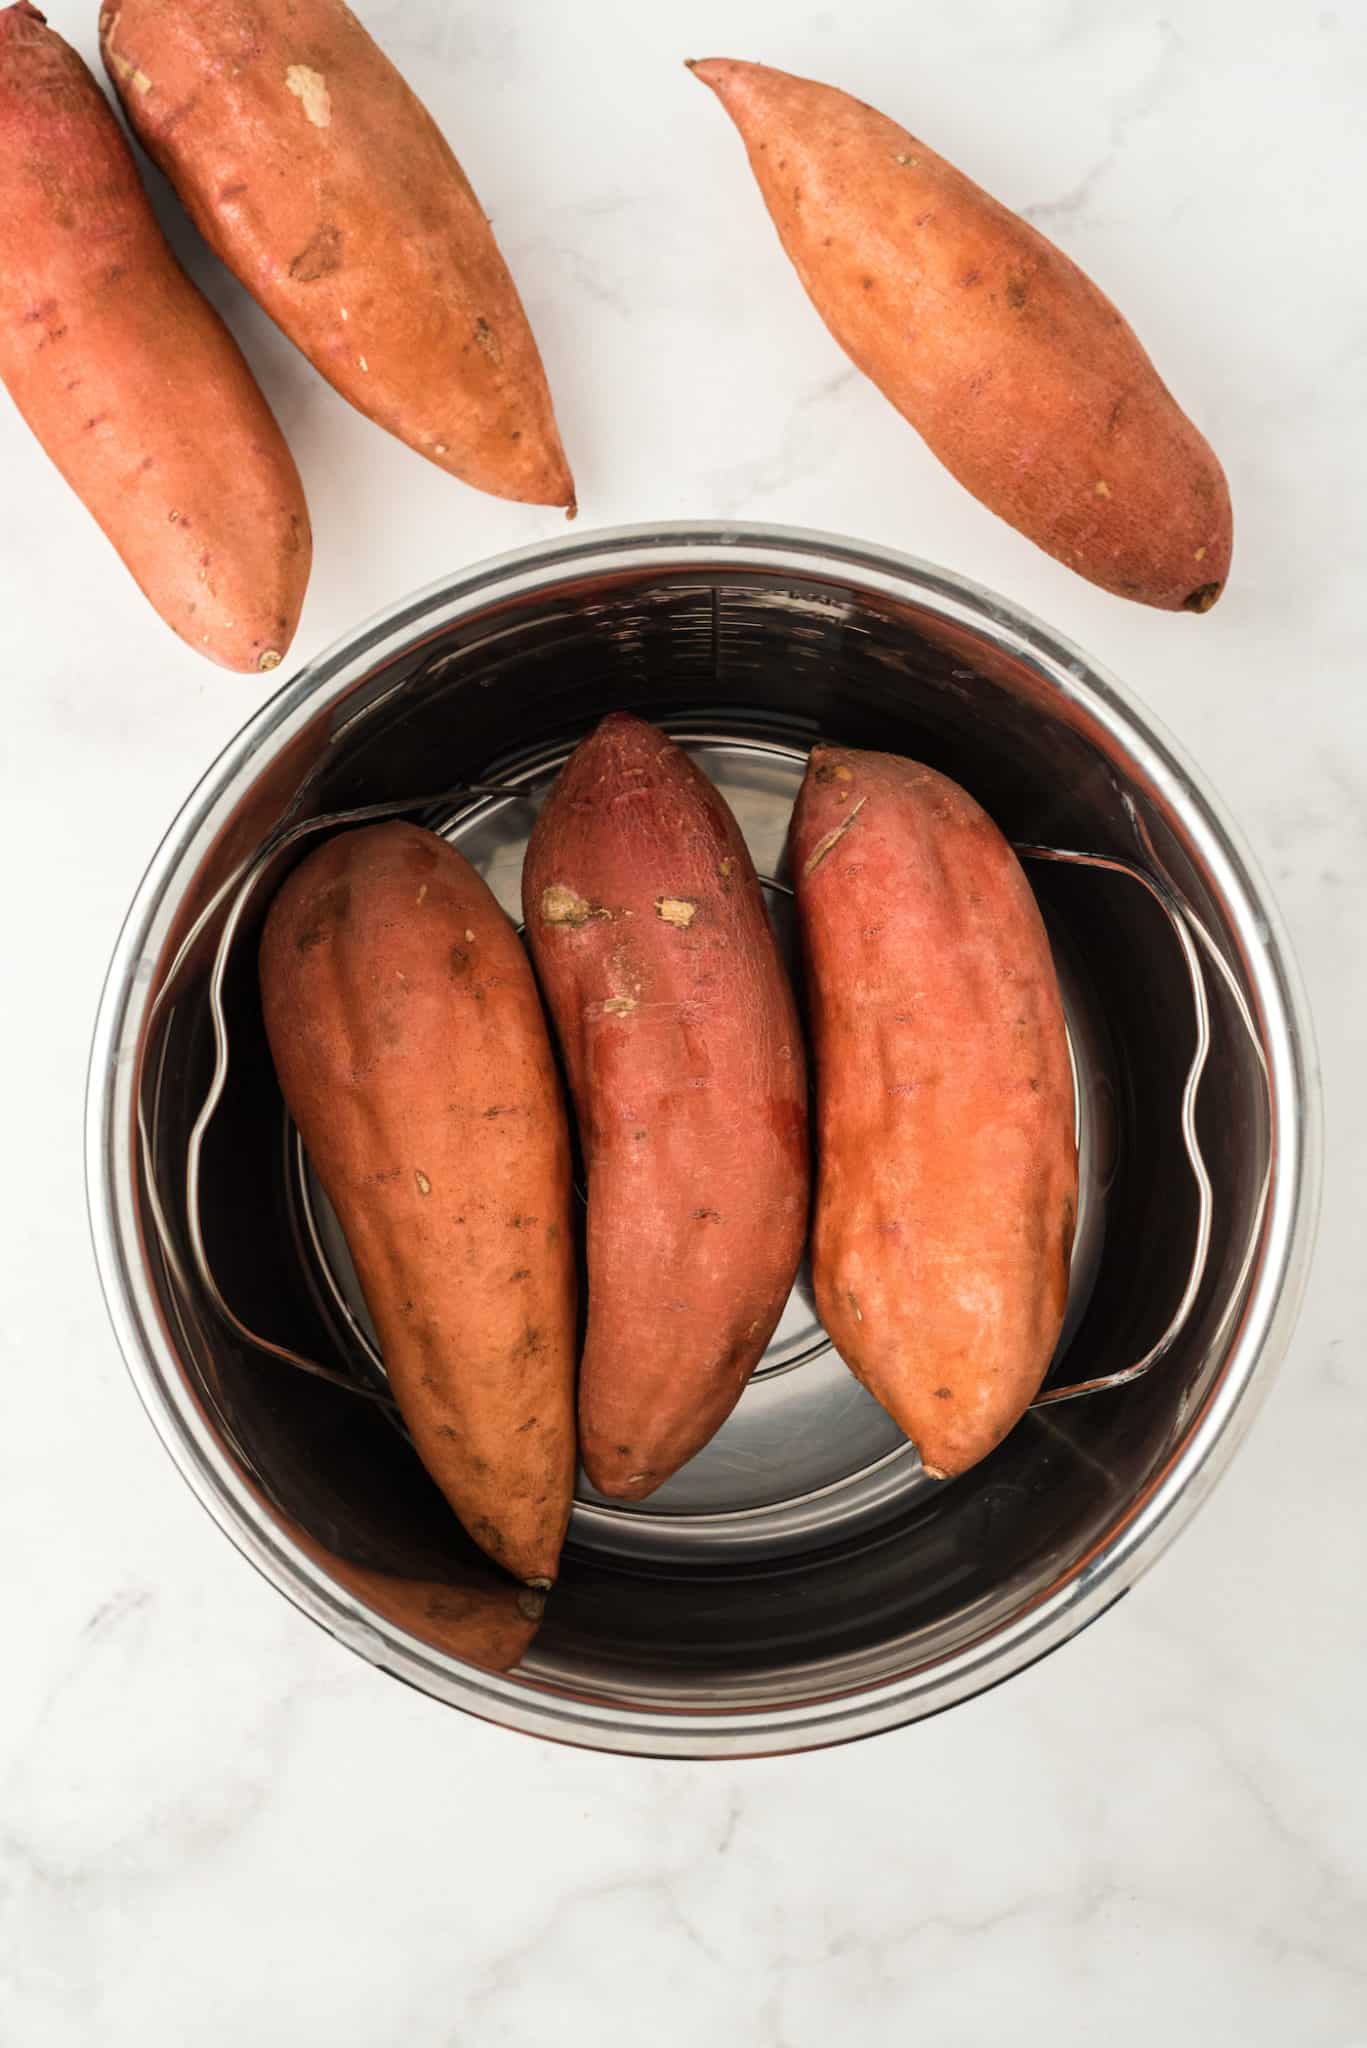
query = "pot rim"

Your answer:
(84, 521), (1322, 1757)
